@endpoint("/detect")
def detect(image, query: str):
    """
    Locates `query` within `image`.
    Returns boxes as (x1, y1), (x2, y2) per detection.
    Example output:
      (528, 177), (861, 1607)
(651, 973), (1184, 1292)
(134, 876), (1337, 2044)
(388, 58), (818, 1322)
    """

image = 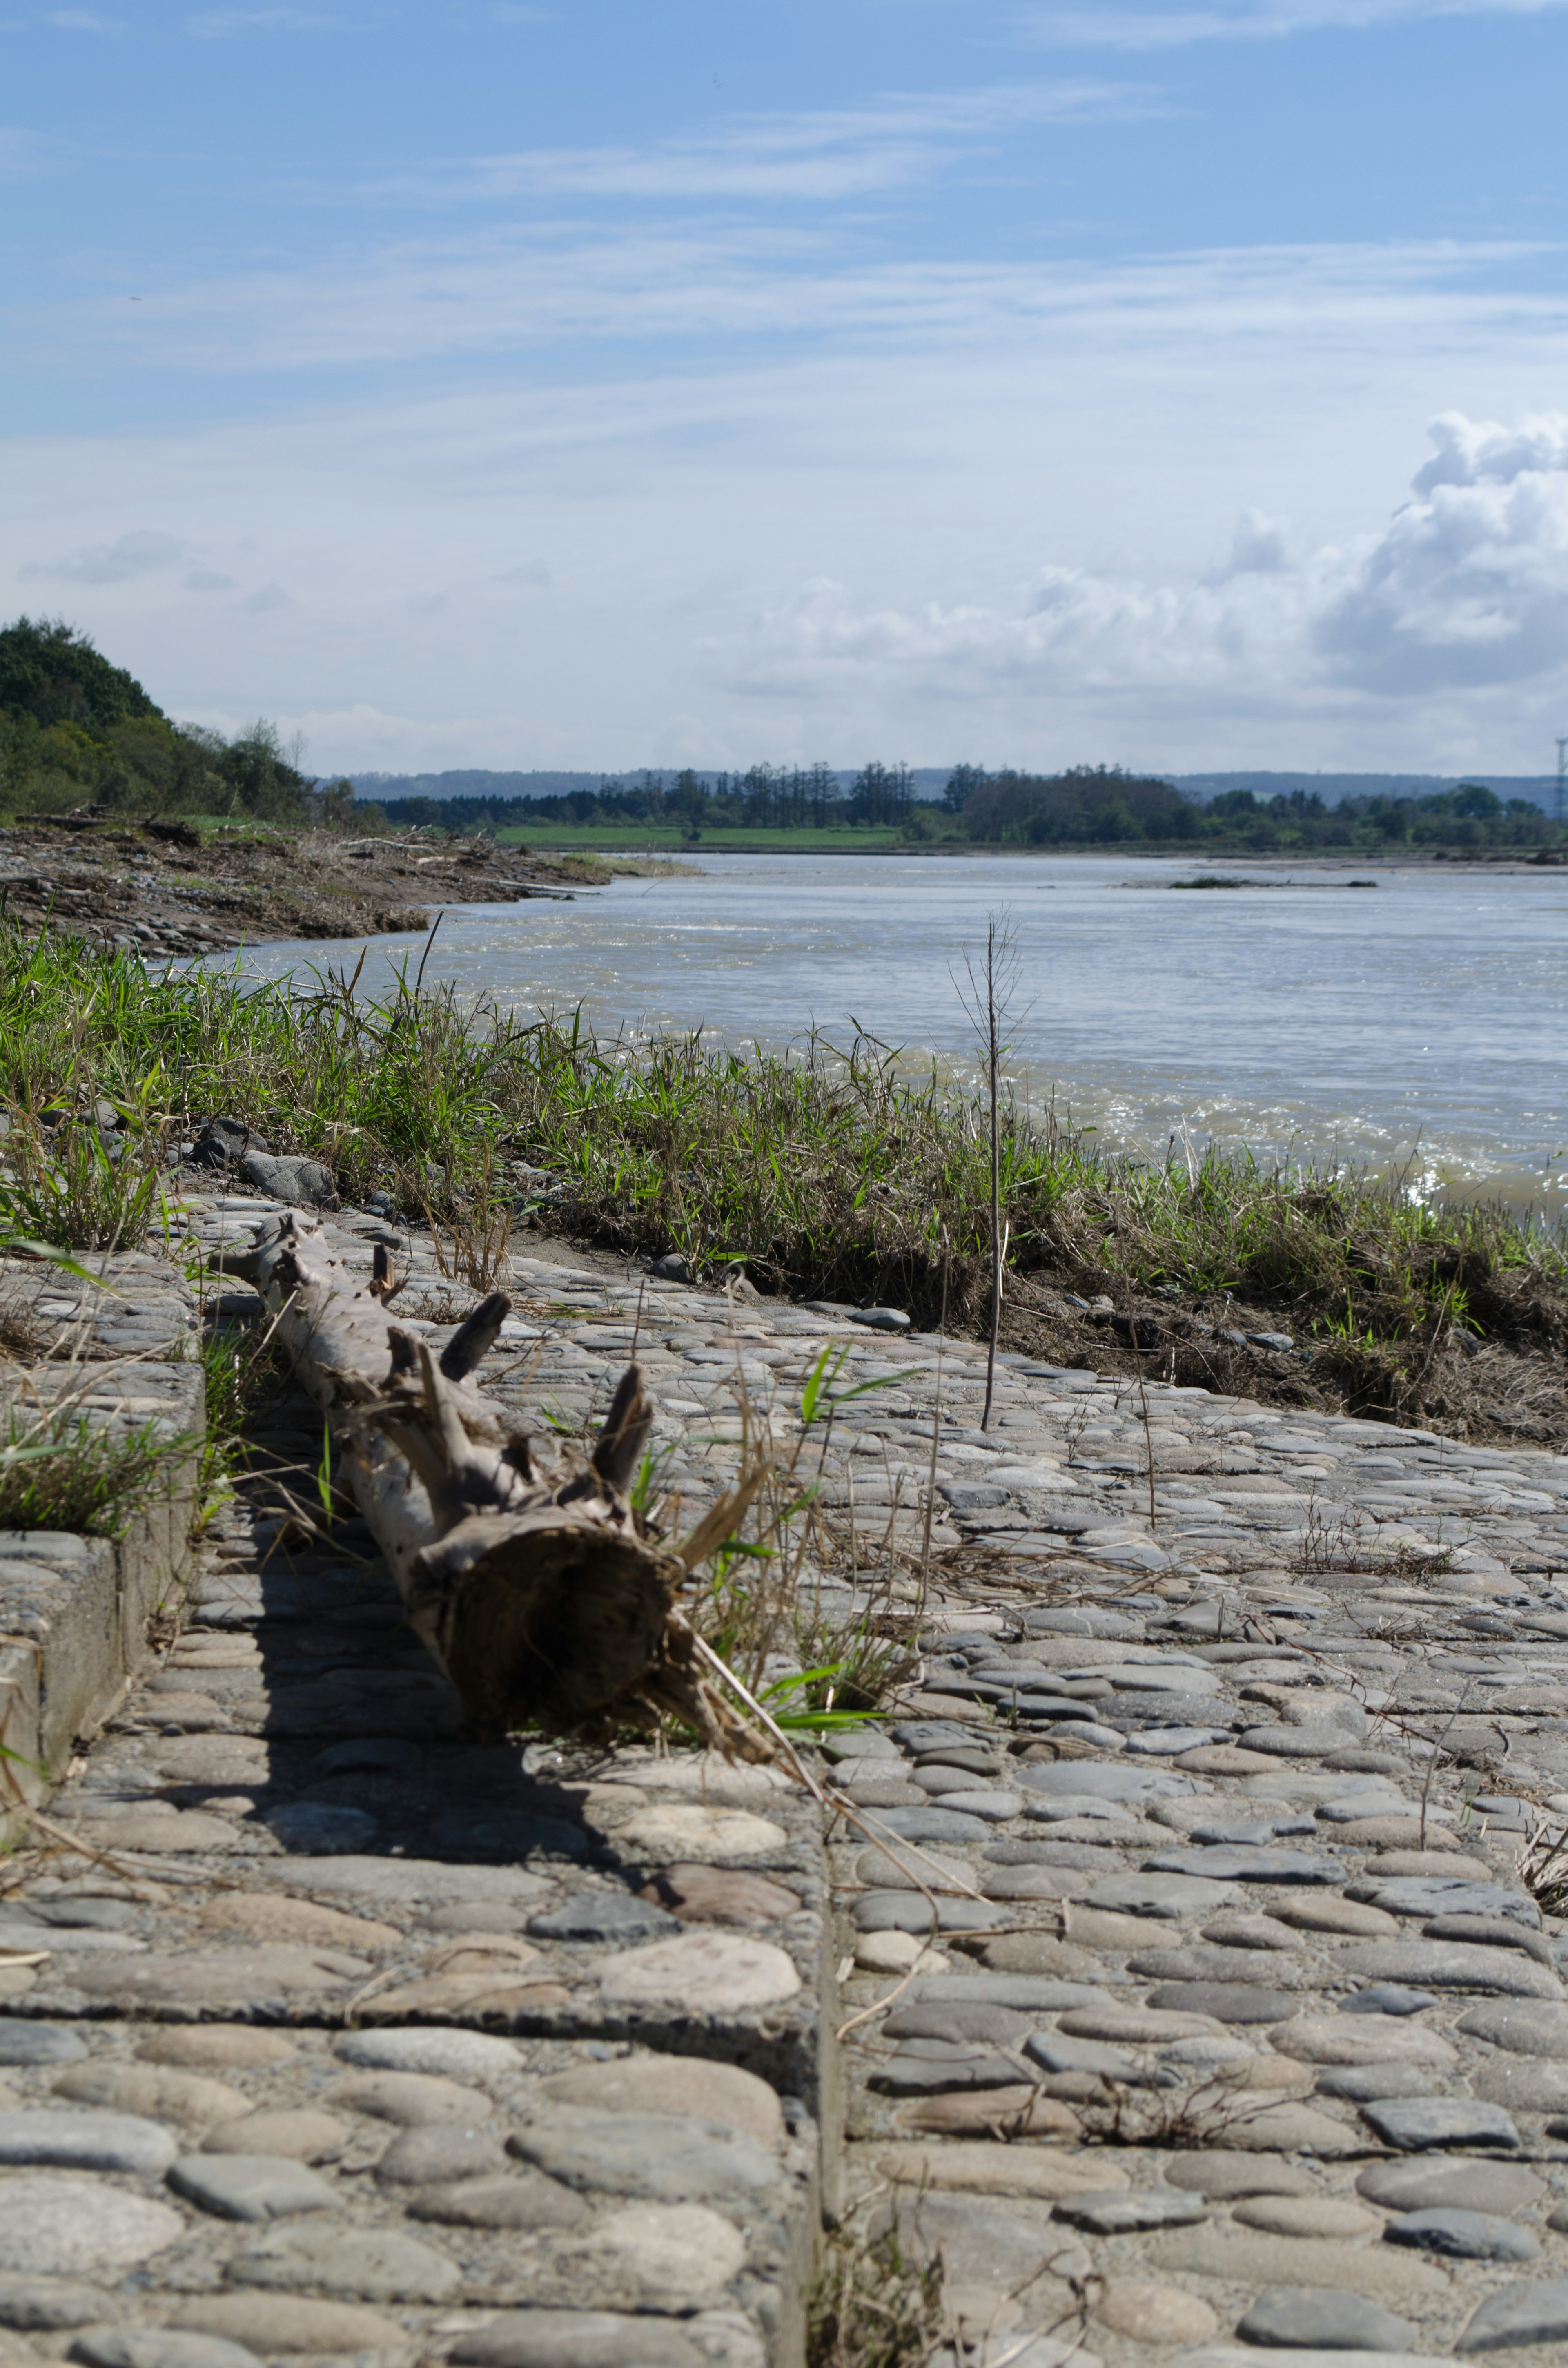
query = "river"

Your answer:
(218, 850), (1568, 1217)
